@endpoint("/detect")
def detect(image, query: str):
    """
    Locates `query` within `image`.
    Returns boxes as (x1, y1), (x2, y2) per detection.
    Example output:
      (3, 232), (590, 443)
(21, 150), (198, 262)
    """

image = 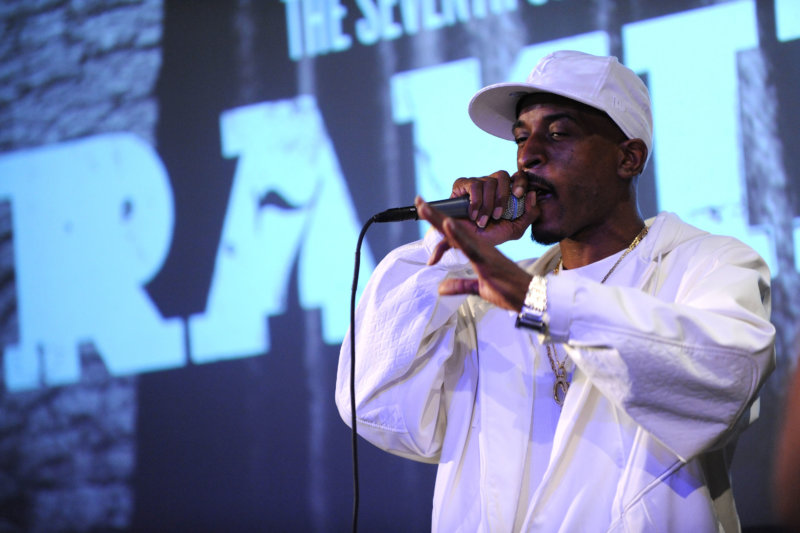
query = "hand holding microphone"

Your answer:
(368, 170), (539, 309)
(374, 172), (538, 267)
(375, 171), (533, 227)
(373, 194), (525, 223)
